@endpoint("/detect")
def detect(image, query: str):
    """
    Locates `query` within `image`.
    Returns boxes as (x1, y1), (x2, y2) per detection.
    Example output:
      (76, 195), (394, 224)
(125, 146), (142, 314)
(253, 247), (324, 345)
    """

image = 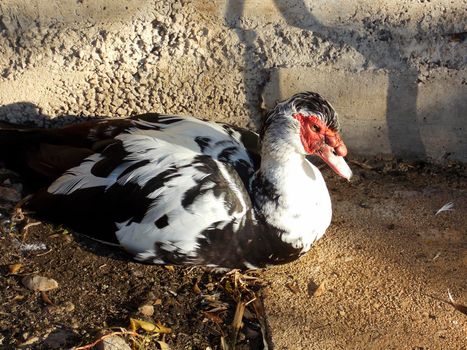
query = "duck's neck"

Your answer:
(252, 143), (332, 251)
